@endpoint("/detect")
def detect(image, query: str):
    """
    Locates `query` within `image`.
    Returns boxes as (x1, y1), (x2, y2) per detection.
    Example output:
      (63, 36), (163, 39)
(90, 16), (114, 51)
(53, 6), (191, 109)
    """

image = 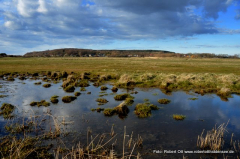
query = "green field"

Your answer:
(1, 57), (240, 96)
(0, 57), (240, 74)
